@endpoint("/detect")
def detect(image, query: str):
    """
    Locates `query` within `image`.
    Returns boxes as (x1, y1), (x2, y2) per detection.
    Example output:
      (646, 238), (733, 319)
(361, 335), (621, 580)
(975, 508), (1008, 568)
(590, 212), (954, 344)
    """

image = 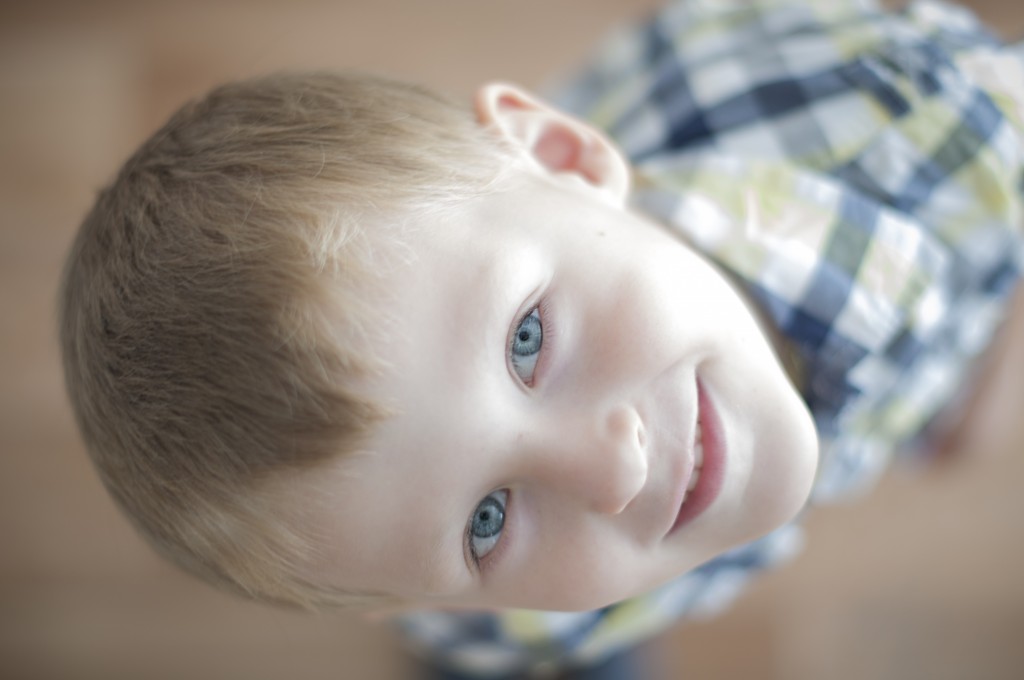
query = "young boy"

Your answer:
(59, 0), (1023, 678)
